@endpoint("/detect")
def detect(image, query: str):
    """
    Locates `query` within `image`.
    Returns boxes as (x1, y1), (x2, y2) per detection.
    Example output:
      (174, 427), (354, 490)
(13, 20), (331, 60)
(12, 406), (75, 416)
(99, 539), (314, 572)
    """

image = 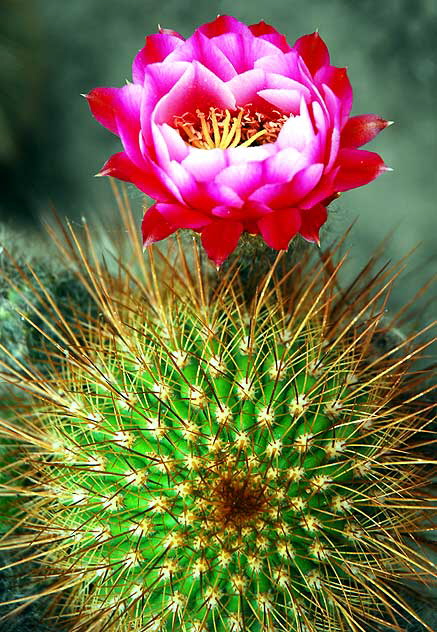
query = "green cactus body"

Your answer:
(0, 231), (435, 632)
